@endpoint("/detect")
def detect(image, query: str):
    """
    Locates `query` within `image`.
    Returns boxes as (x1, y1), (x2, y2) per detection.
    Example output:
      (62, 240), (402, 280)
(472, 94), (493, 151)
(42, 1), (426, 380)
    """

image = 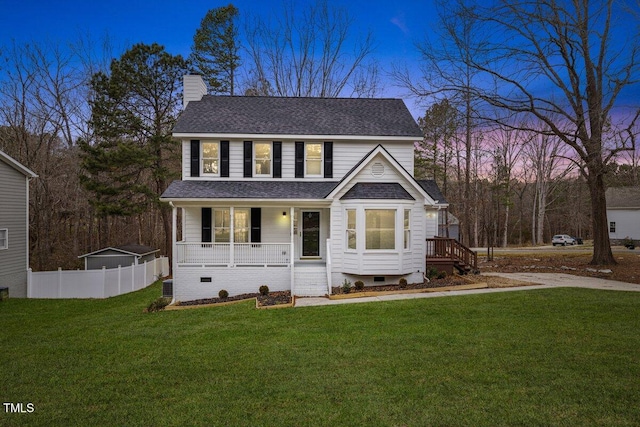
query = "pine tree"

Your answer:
(191, 4), (241, 95)
(80, 43), (187, 251)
